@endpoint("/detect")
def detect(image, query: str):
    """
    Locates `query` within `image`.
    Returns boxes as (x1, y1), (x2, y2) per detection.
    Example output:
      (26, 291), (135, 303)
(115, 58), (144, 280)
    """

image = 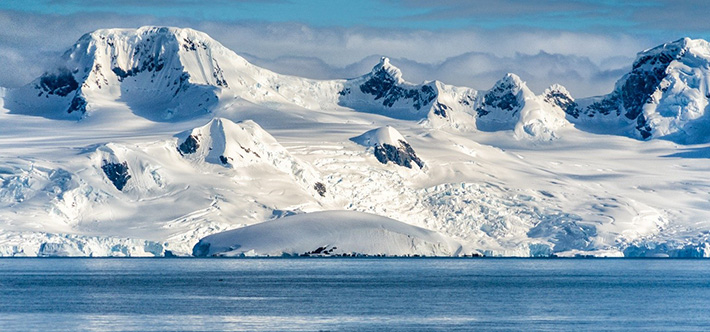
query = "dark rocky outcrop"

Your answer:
(178, 135), (200, 155)
(111, 51), (165, 82)
(432, 102), (449, 118)
(567, 39), (687, 138)
(543, 85), (577, 115)
(36, 69), (79, 97)
(67, 93), (88, 114)
(476, 76), (522, 117)
(300, 245), (338, 256)
(358, 58), (436, 110)
(314, 182), (326, 197)
(101, 161), (131, 191)
(374, 140), (424, 169)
